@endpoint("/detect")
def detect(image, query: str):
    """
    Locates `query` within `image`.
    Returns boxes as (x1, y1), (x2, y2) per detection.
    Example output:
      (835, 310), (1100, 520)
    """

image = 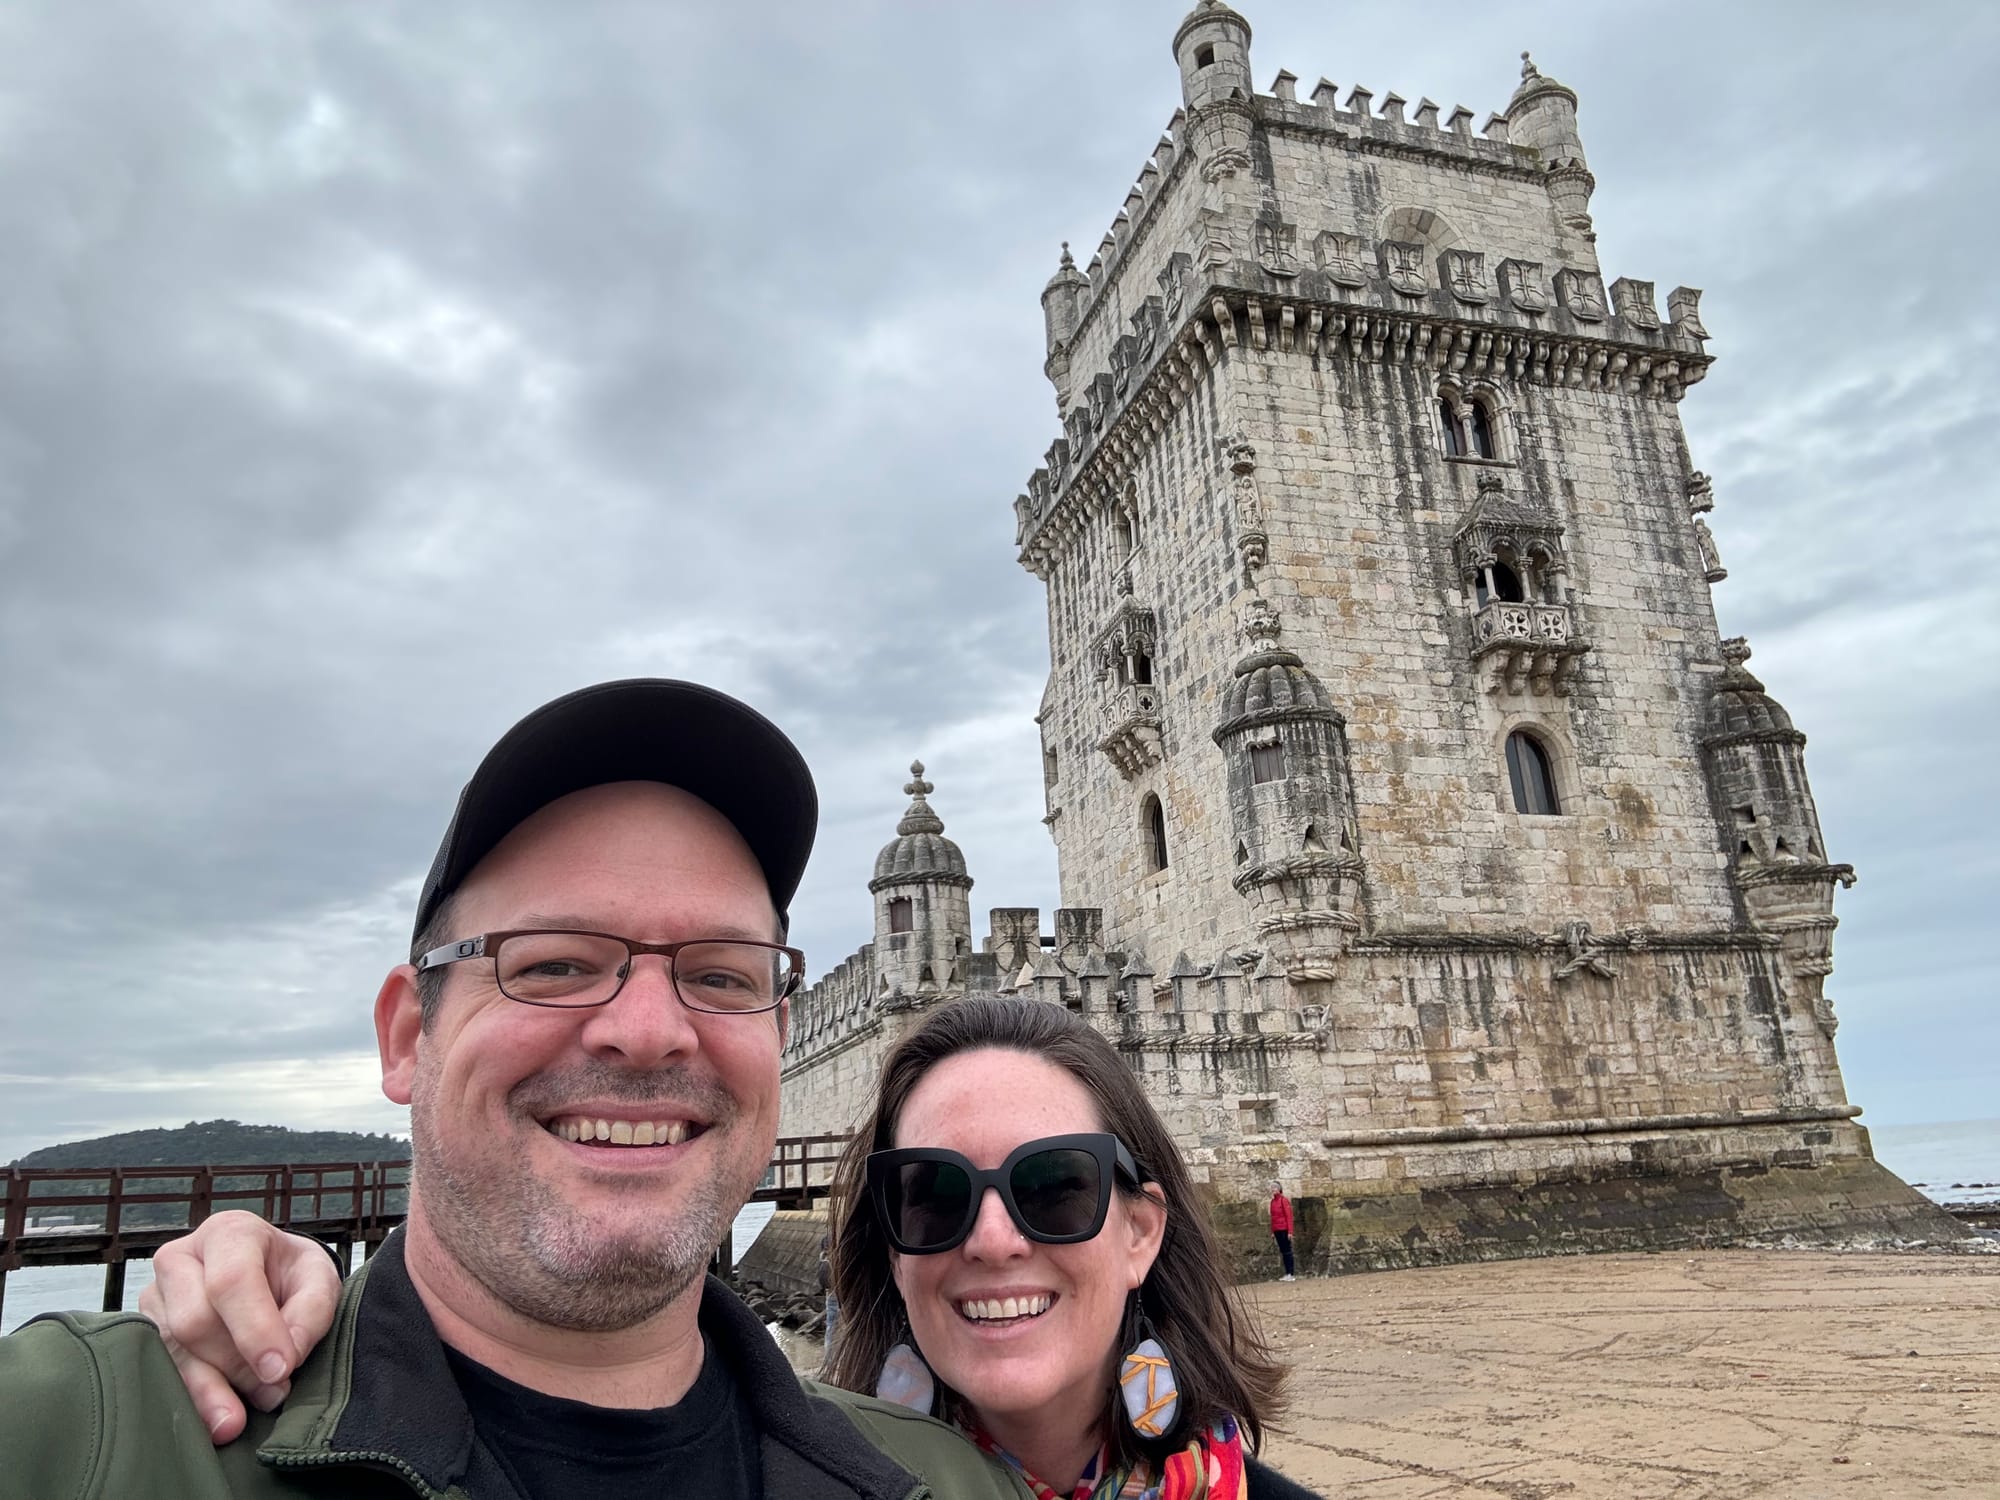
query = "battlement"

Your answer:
(1258, 72), (1521, 160)
(1017, 250), (1712, 569)
(1060, 59), (1553, 365)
